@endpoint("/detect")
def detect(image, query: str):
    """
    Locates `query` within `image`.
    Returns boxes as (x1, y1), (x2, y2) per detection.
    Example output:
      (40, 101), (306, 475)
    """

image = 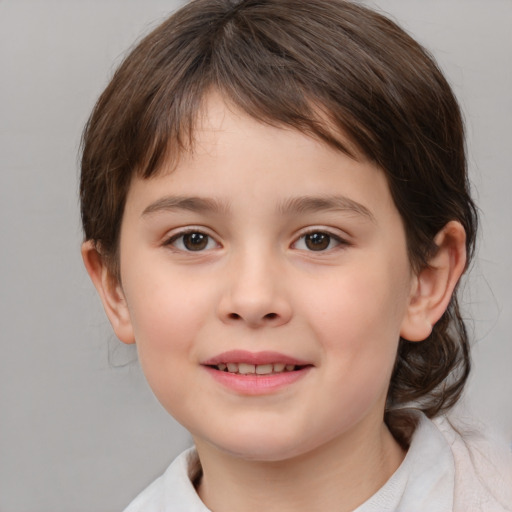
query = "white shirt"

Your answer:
(123, 412), (512, 512)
